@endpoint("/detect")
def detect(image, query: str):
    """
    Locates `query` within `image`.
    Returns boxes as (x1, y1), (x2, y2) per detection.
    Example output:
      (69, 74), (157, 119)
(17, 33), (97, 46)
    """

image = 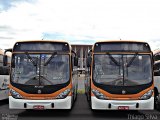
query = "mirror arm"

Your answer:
(71, 50), (77, 56)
